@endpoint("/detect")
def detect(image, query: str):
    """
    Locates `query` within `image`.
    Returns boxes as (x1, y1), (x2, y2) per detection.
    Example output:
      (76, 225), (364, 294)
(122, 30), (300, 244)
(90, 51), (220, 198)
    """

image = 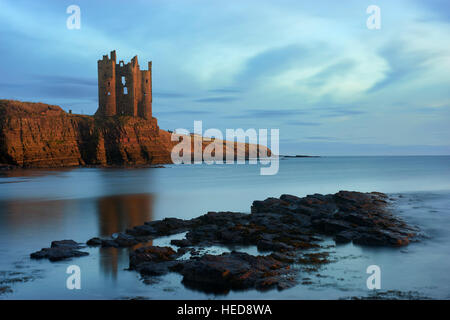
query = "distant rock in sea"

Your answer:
(281, 155), (320, 158)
